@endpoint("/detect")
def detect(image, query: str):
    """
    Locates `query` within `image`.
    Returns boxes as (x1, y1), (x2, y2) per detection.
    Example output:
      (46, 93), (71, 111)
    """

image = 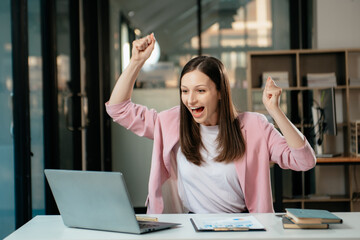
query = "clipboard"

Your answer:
(190, 215), (266, 232)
